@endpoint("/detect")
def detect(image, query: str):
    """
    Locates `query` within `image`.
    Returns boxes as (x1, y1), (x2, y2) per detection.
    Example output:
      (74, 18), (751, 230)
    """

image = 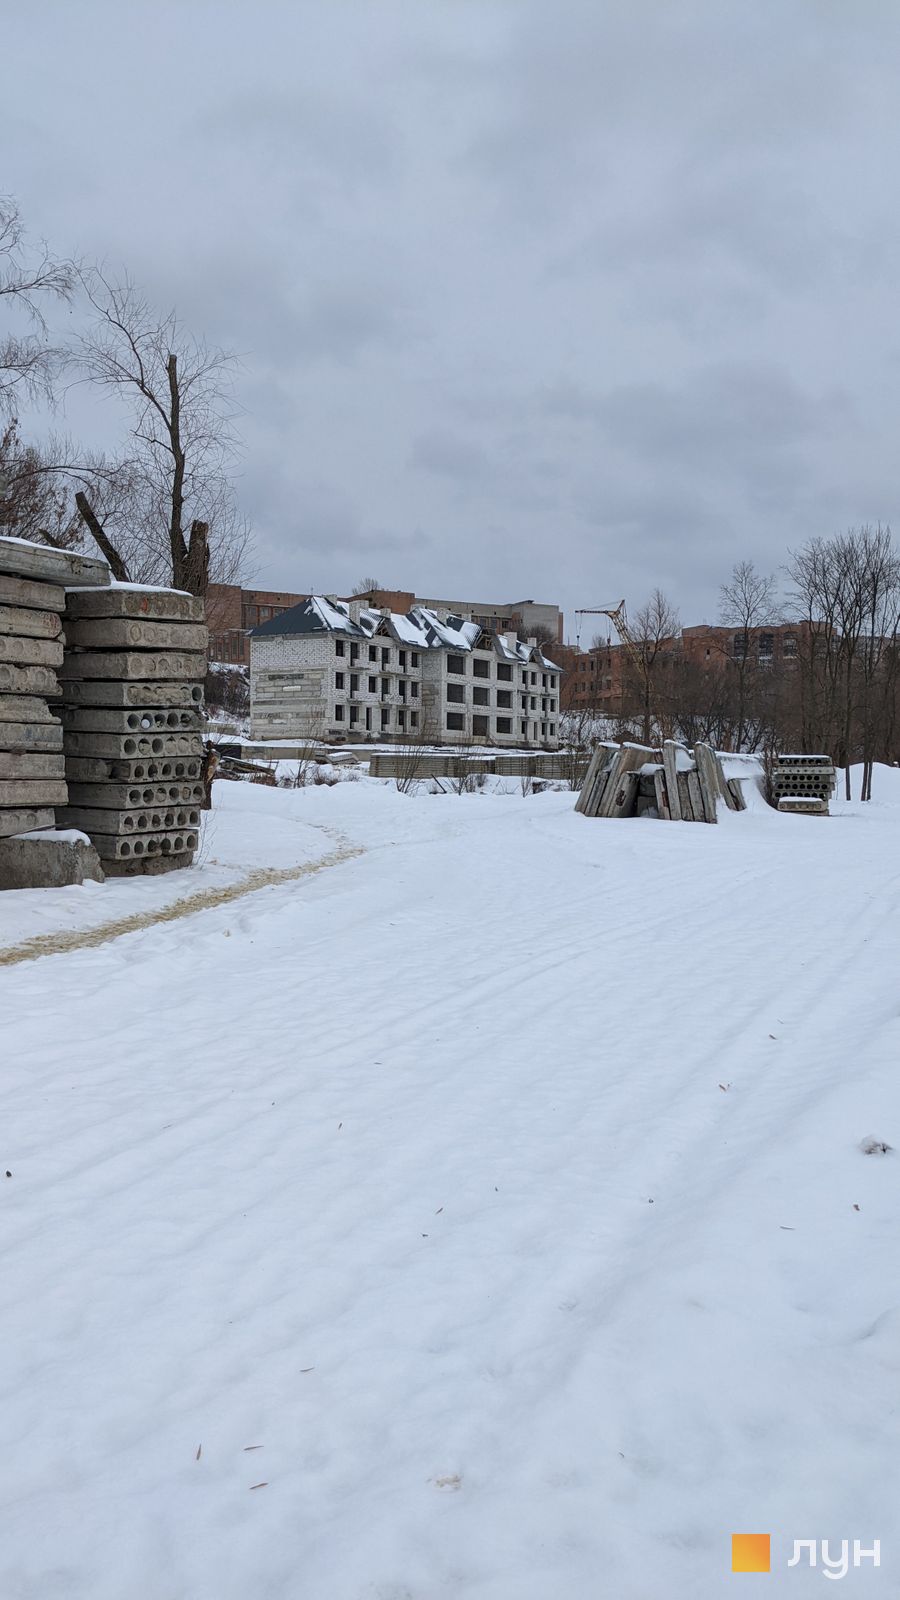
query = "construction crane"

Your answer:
(574, 601), (627, 651)
(575, 602), (655, 742)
